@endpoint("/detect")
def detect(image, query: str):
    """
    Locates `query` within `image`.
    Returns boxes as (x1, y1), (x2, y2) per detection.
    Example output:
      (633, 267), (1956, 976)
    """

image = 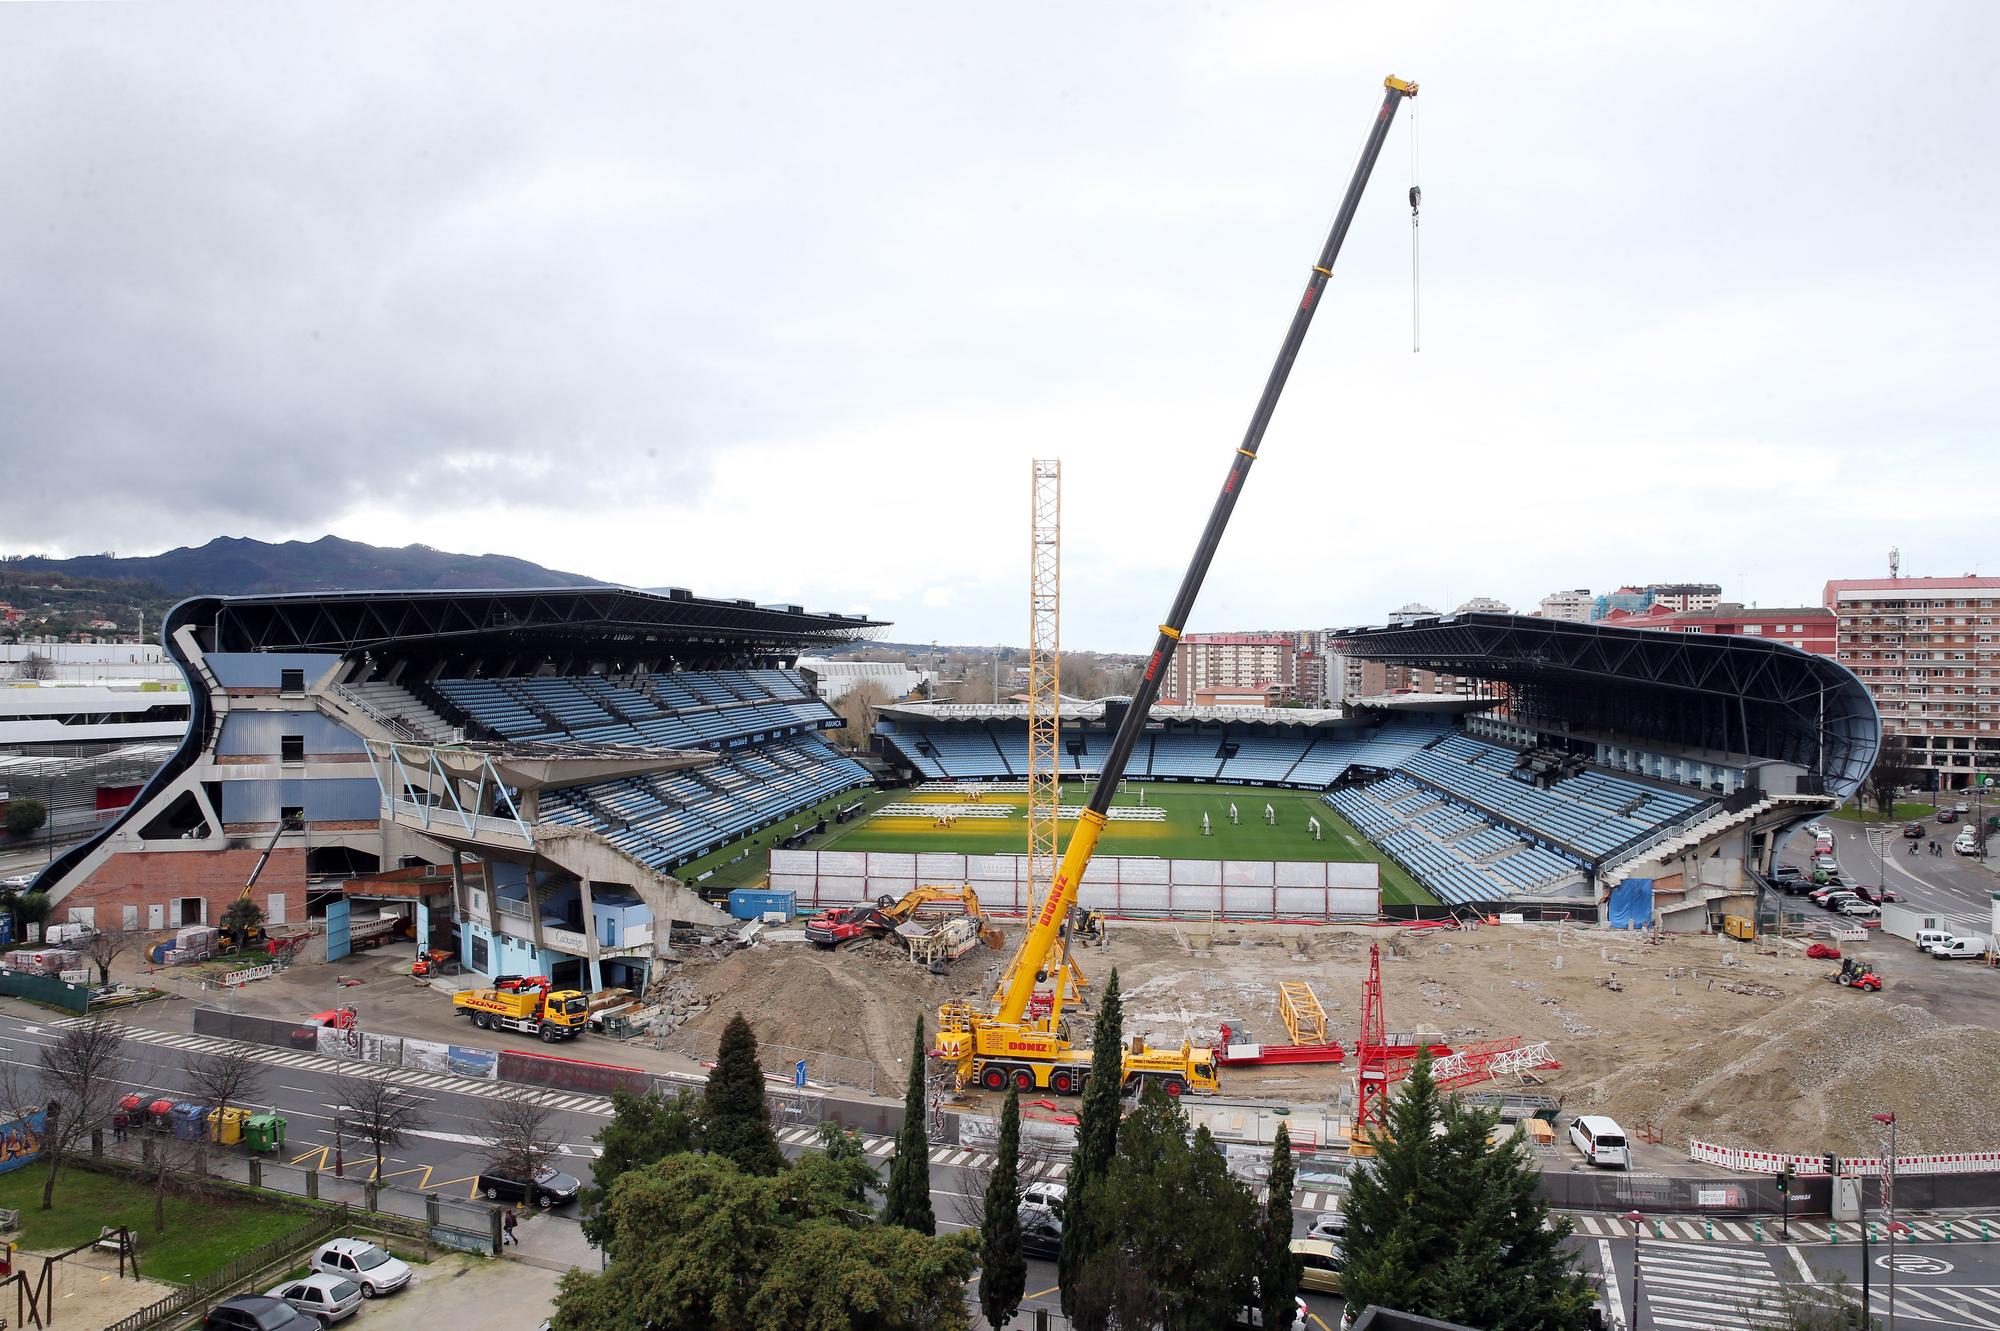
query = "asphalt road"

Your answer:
(1788, 815), (1998, 928)
(1578, 1227), (2000, 1331)
(0, 1010), (1351, 1325)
